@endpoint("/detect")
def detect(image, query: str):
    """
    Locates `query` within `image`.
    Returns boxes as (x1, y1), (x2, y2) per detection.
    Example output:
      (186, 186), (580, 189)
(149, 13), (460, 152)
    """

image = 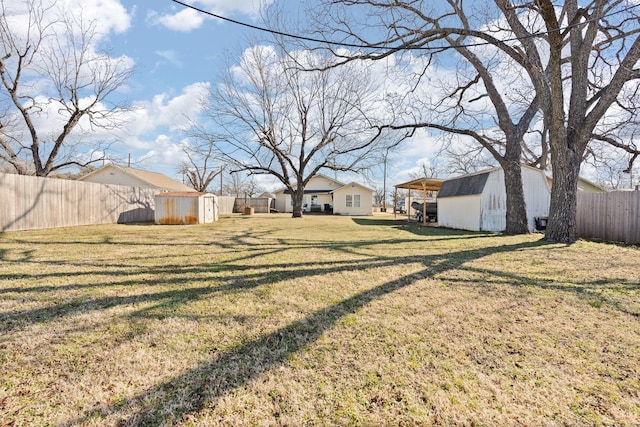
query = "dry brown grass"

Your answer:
(0, 213), (639, 426)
